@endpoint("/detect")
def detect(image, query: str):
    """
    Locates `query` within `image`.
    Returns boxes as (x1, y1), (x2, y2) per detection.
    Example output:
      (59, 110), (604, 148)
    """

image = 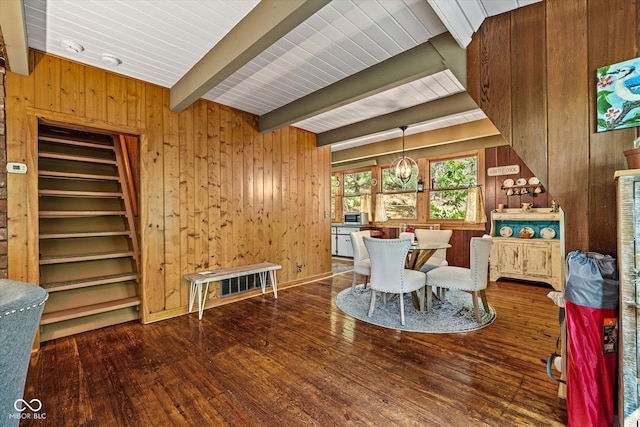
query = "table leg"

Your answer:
(408, 248), (438, 311)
